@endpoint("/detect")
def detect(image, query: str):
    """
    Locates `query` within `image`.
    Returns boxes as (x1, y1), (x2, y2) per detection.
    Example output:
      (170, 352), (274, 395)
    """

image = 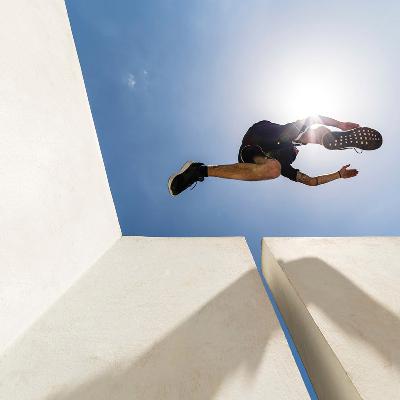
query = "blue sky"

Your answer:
(66, 0), (400, 265)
